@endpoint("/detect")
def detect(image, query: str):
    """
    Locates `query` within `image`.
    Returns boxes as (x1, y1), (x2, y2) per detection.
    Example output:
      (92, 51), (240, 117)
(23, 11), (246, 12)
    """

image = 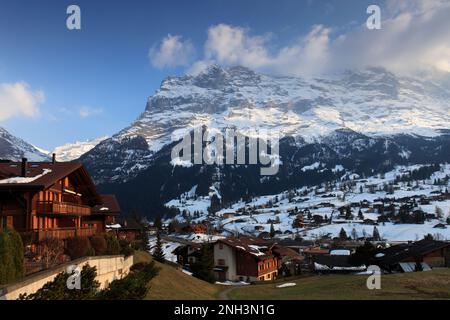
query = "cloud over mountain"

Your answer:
(153, 0), (450, 77)
(0, 82), (44, 121)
